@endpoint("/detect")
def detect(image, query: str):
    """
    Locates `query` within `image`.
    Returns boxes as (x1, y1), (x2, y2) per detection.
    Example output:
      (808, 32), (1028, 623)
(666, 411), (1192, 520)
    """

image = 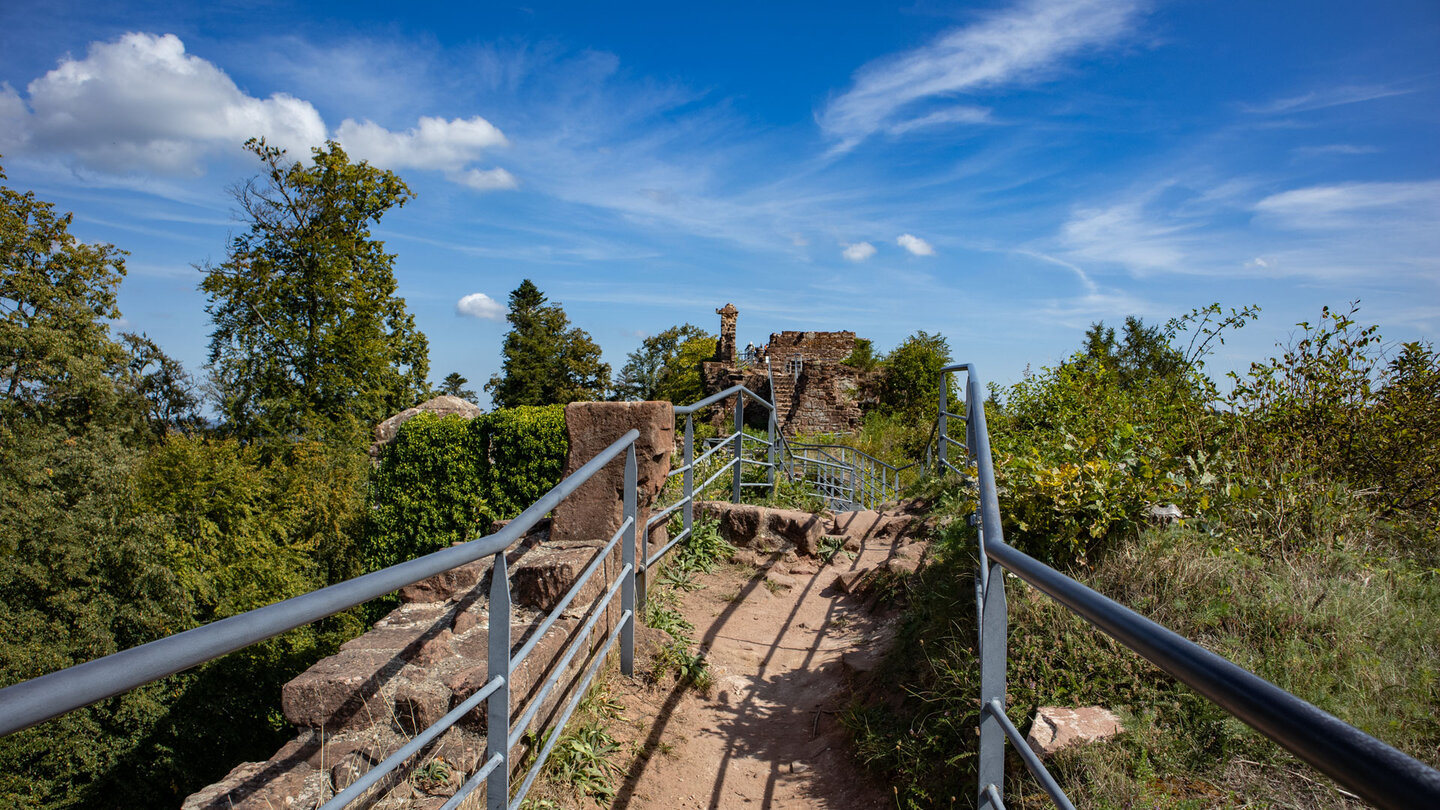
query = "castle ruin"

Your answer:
(701, 304), (863, 436)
